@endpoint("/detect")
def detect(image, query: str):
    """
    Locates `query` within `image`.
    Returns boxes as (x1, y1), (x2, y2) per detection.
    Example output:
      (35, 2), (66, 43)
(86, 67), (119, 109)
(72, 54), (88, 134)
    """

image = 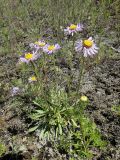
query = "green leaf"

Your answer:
(39, 129), (46, 139)
(28, 125), (39, 133)
(58, 124), (63, 135)
(71, 119), (78, 127)
(36, 110), (45, 114)
(33, 101), (41, 107)
(0, 142), (6, 156)
(29, 113), (44, 120)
